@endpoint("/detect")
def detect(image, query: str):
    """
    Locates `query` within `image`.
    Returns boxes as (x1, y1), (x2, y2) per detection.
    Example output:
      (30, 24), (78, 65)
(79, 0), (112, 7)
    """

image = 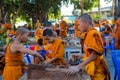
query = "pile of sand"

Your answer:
(27, 64), (91, 80)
